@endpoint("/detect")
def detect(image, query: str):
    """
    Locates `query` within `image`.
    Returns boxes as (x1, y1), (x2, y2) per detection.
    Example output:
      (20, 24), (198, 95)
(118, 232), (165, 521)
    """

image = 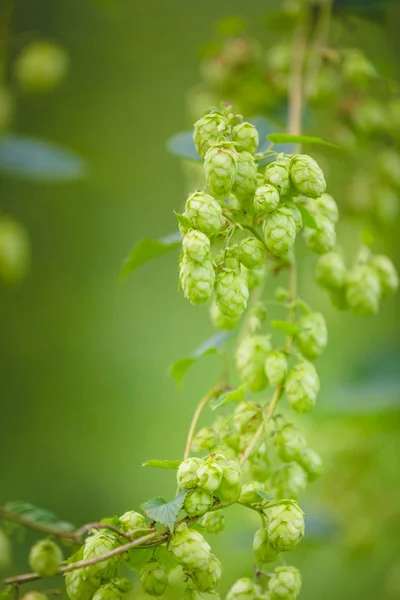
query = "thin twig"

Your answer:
(288, 16), (308, 139)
